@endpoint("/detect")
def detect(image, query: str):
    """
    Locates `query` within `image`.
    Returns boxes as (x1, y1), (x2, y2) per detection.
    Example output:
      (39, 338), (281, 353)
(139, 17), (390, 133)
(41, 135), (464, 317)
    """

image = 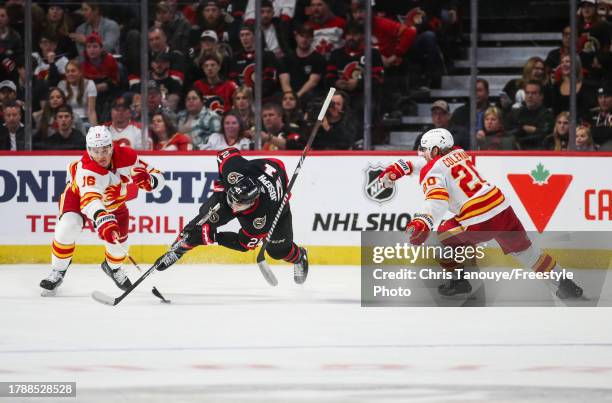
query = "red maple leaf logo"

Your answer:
(507, 163), (572, 232)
